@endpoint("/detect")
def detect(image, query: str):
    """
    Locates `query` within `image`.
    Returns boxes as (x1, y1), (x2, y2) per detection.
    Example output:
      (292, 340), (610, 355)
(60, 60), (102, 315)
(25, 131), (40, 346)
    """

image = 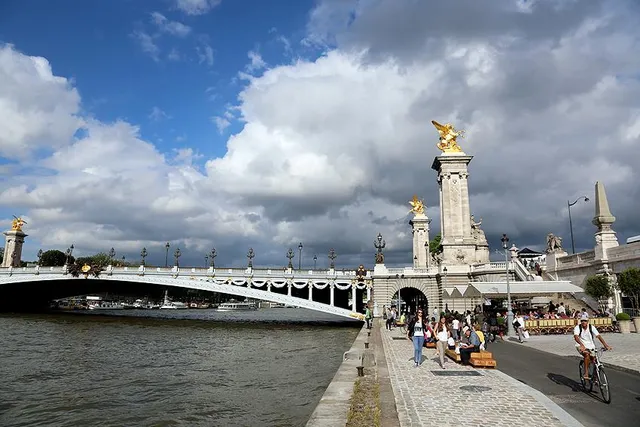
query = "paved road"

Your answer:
(491, 340), (640, 427)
